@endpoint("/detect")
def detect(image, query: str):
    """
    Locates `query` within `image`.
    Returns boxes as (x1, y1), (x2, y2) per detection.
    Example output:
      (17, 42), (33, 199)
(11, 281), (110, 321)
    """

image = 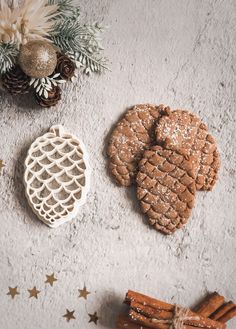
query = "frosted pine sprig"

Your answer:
(50, 17), (109, 74)
(30, 73), (66, 99)
(0, 43), (19, 75)
(48, 0), (78, 18)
